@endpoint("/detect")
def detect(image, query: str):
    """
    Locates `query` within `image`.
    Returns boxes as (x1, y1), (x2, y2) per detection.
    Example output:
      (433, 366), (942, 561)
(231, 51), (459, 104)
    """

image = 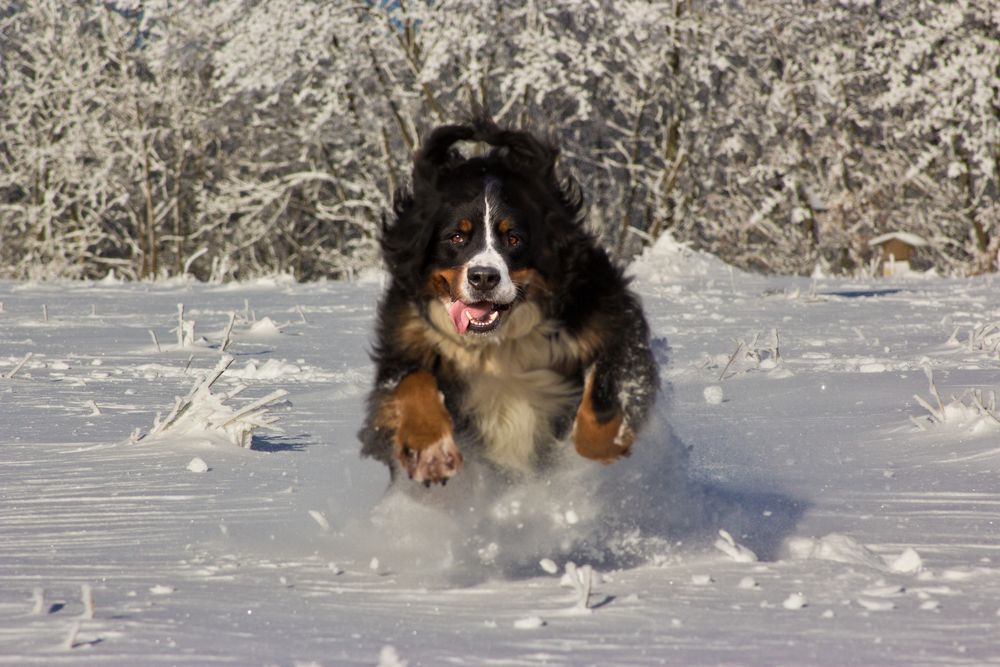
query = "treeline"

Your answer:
(0, 0), (997, 281)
